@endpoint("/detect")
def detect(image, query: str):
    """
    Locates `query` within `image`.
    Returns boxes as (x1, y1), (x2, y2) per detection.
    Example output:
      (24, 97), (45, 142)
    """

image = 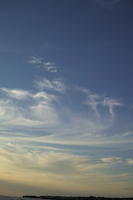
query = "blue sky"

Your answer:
(0, 0), (133, 197)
